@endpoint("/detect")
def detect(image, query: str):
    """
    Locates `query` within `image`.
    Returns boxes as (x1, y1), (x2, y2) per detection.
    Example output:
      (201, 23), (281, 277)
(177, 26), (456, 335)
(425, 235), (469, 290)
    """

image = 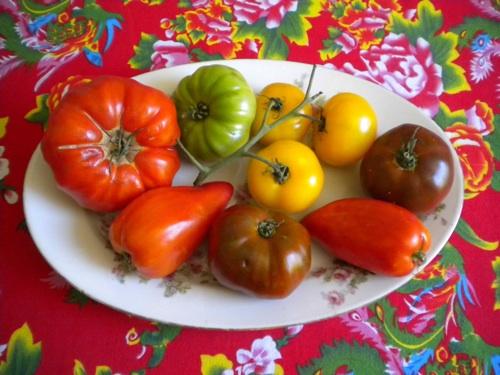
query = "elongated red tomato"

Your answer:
(109, 182), (233, 278)
(301, 198), (431, 276)
(42, 76), (181, 212)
